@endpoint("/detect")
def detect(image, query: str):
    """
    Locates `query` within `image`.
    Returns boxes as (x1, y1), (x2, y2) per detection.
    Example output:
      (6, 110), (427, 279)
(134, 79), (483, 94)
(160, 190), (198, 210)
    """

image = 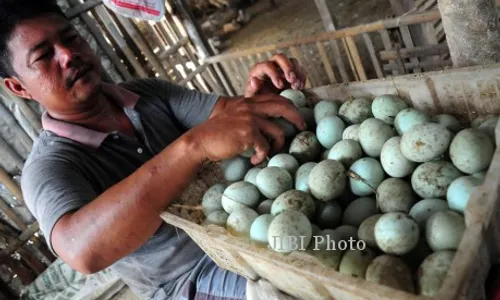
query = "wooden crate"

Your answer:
(161, 63), (500, 300)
